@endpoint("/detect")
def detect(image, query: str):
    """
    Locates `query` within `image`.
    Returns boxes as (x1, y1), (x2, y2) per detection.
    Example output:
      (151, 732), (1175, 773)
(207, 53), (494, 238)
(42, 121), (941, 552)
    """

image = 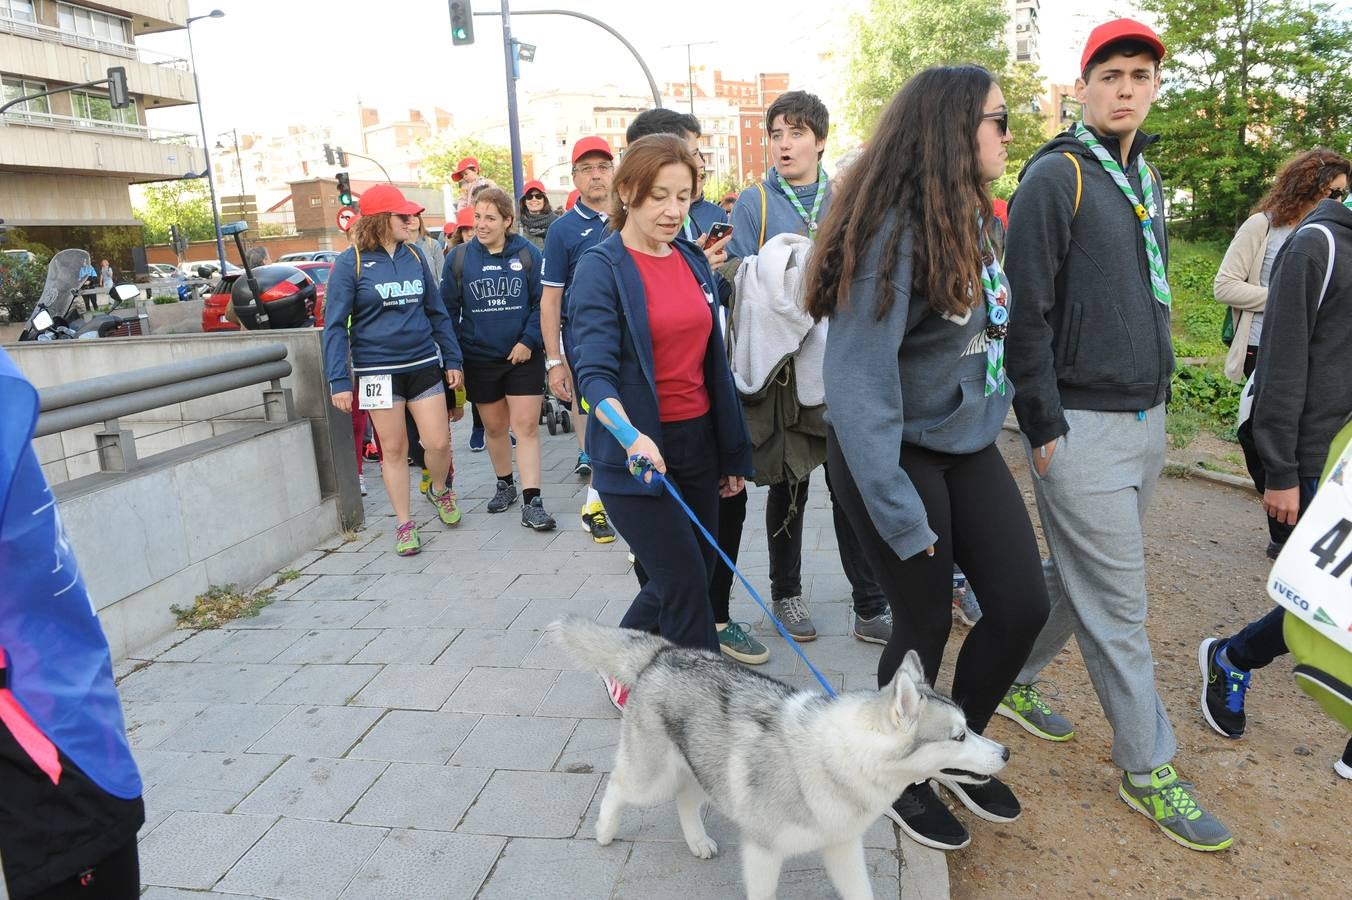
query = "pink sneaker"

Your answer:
(603, 675), (629, 711)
